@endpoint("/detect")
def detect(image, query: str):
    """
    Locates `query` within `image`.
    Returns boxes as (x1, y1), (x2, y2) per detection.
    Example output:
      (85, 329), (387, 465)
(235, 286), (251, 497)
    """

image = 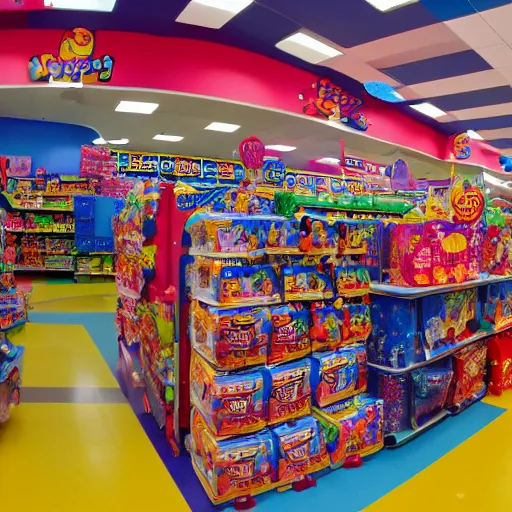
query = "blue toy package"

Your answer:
(311, 345), (367, 407)
(189, 351), (270, 436)
(336, 300), (372, 345)
(268, 359), (312, 425)
(265, 219), (301, 251)
(283, 265), (335, 301)
(269, 303), (311, 364)
(484, 280), (512, 330)
(271, 415), (330, 484)
(368, 295), (419, 368)
(310, 301), (342, 352)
